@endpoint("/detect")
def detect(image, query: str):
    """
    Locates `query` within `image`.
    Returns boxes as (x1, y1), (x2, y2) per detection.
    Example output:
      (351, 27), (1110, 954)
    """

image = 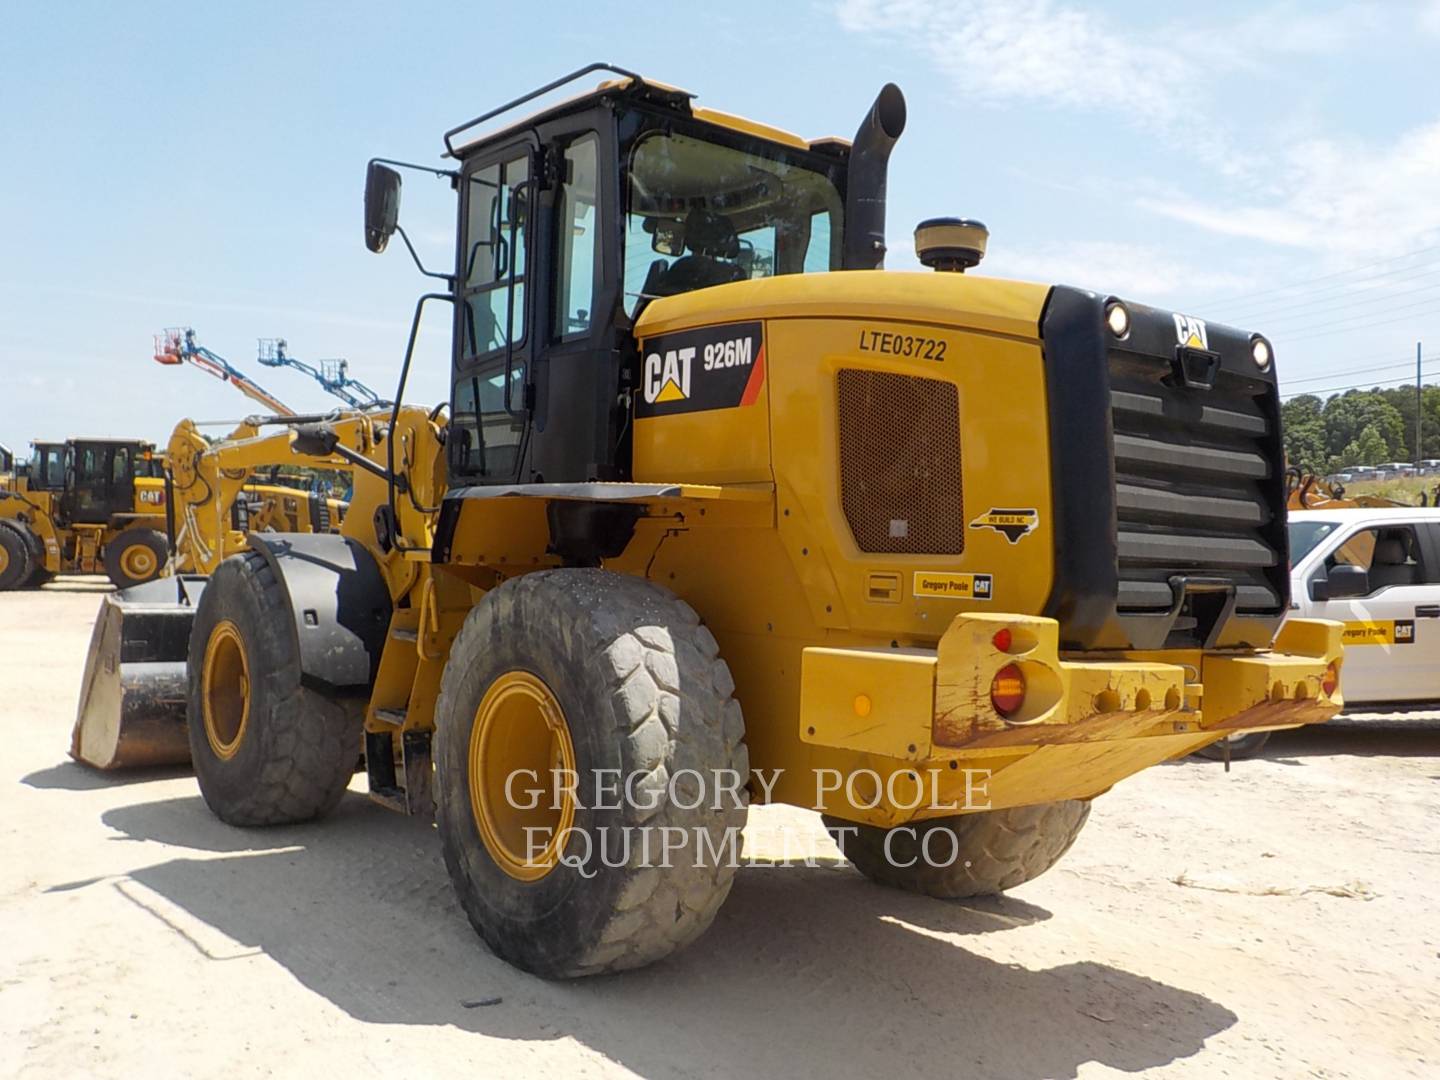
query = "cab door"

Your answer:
(1307, 521), (1440, 703)
(62, 443), (135, 524)
(449, 138), (537, 484)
